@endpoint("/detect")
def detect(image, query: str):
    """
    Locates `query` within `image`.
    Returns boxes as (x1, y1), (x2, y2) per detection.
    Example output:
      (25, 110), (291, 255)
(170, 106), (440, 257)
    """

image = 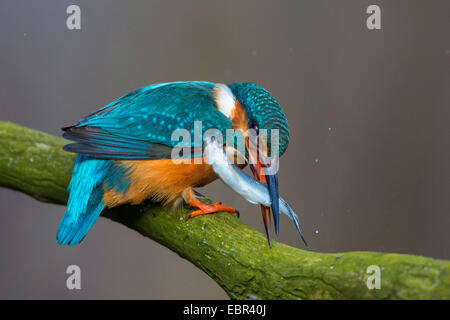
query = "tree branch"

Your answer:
(0, 121), (449, 299)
